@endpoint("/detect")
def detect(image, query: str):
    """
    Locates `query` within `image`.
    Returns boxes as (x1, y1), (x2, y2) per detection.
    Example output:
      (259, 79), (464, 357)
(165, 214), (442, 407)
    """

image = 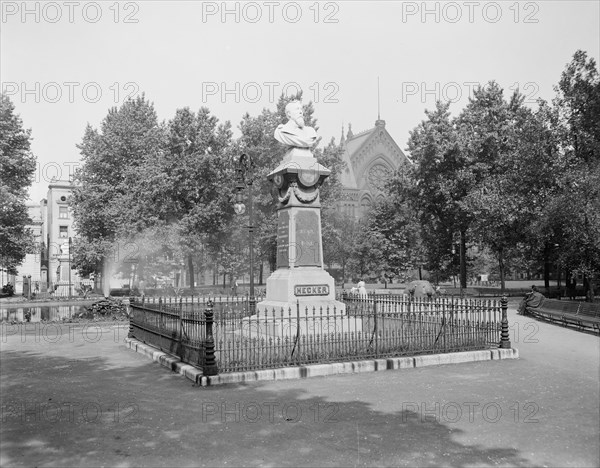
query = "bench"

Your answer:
(525, 298), (600, 332)
(577, 303), (600, 331)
